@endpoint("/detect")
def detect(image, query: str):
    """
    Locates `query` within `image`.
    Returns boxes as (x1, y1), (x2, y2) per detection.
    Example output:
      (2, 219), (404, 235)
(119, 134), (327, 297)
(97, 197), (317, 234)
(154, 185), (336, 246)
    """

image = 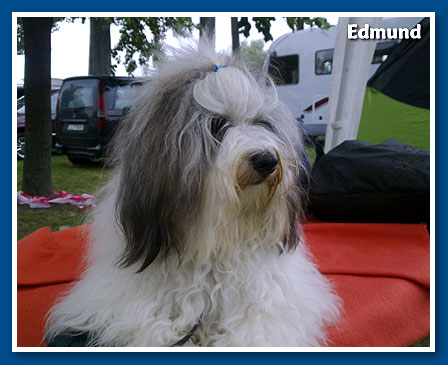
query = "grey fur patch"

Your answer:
(111, 72), (216, 272)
